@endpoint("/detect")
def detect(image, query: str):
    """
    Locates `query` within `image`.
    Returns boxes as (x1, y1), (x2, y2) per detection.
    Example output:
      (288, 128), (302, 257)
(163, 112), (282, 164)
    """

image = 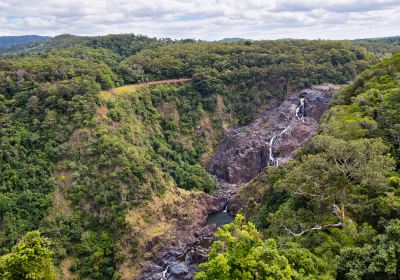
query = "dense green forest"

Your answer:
(198, 51), (400, 279)
(353, 36), (400, 57)
(0, 34), (399, 279)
